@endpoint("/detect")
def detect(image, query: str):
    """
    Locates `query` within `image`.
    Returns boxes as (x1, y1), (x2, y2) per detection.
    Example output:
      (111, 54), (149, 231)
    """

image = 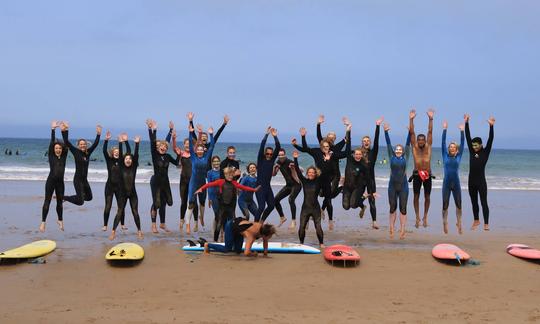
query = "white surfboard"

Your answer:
(182, 241), (320, 254)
